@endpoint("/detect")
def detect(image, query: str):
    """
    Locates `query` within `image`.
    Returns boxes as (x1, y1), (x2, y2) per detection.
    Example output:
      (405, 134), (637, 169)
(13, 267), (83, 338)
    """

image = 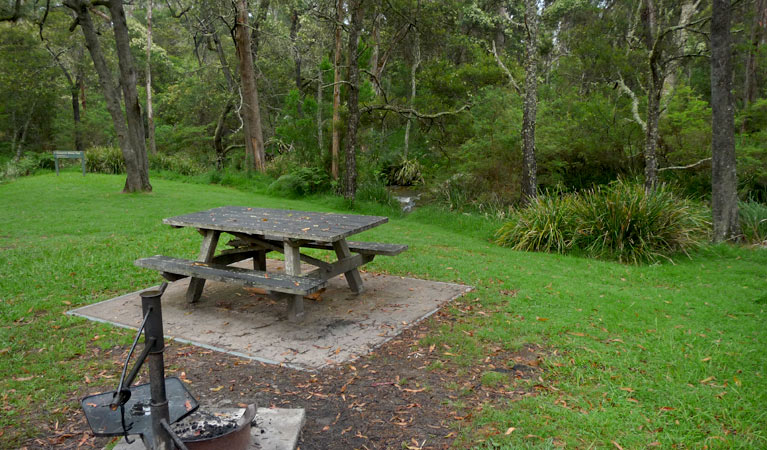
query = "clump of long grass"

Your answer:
(574, 180), (709, 263)
(495, 193), (577, 254)
(495, 180), (710, 264)
(739, 201), (767, 244)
